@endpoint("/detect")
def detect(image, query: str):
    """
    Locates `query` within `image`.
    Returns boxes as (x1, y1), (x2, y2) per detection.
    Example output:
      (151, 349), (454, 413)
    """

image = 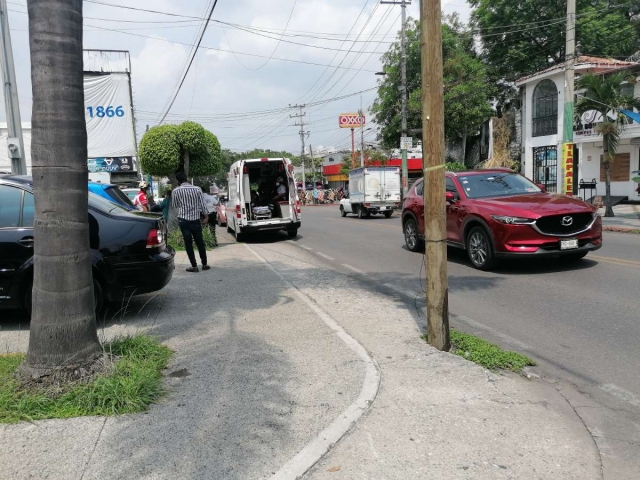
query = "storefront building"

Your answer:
(515, 56), (639, 201)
